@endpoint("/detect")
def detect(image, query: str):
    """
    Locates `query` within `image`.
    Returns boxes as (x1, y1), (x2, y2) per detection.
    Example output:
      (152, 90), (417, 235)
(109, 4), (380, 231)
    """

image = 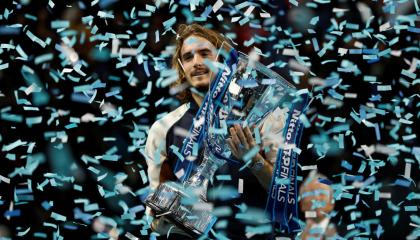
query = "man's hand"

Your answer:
(151, 217), (192, 237)
(227, 124), (261, 161)
(227, 124), (274, 191)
